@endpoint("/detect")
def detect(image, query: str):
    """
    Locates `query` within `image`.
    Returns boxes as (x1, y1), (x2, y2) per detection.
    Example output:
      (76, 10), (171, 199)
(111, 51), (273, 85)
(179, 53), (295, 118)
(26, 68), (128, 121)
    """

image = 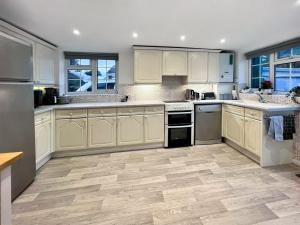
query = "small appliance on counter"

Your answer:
(185, 89), (195, 100)
(34, 89), (43, 108)
(43, 87), (59, 105)
(202, 92), (216, 100)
